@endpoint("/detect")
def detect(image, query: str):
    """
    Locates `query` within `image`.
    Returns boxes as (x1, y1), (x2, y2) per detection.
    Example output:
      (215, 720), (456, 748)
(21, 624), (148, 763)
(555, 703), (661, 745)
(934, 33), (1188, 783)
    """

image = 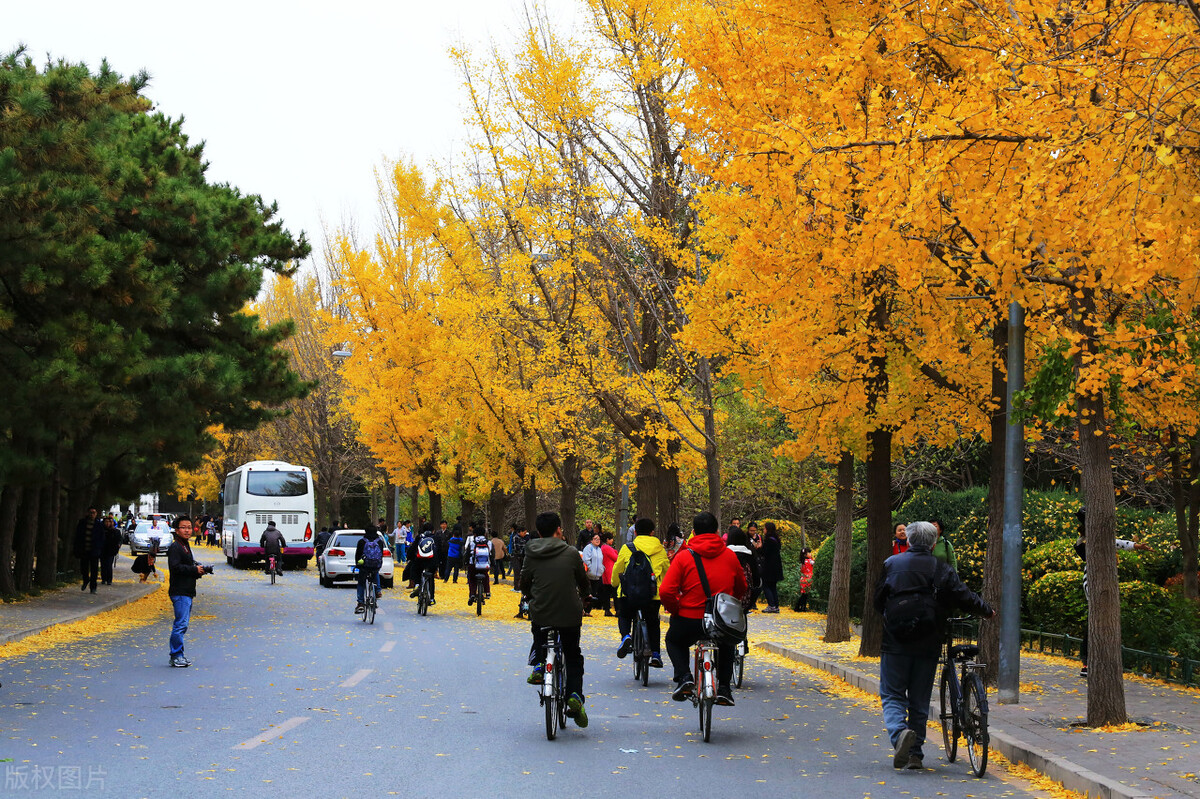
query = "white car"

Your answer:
(129, 520), (172, 557)
(318, 530), (394, 589)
